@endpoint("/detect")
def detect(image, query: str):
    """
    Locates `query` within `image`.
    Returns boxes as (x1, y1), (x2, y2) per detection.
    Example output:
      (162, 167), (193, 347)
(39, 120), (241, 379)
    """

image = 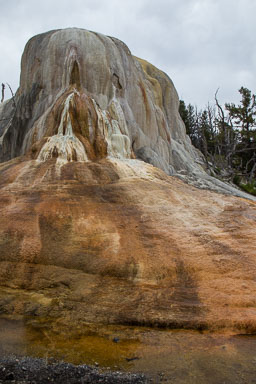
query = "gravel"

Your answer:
(0, 355), (149, 383)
